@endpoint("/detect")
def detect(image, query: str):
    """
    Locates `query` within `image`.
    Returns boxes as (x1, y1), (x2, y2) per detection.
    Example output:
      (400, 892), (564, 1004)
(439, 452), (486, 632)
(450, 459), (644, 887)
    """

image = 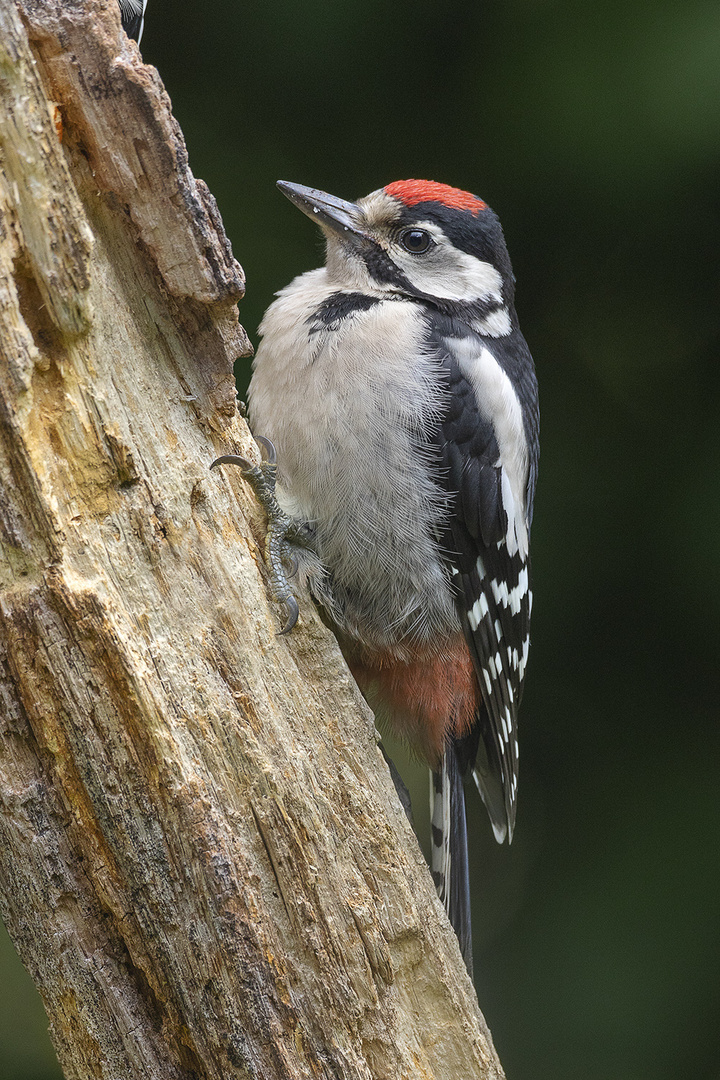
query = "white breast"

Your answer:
(249, 269), (459, 651)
